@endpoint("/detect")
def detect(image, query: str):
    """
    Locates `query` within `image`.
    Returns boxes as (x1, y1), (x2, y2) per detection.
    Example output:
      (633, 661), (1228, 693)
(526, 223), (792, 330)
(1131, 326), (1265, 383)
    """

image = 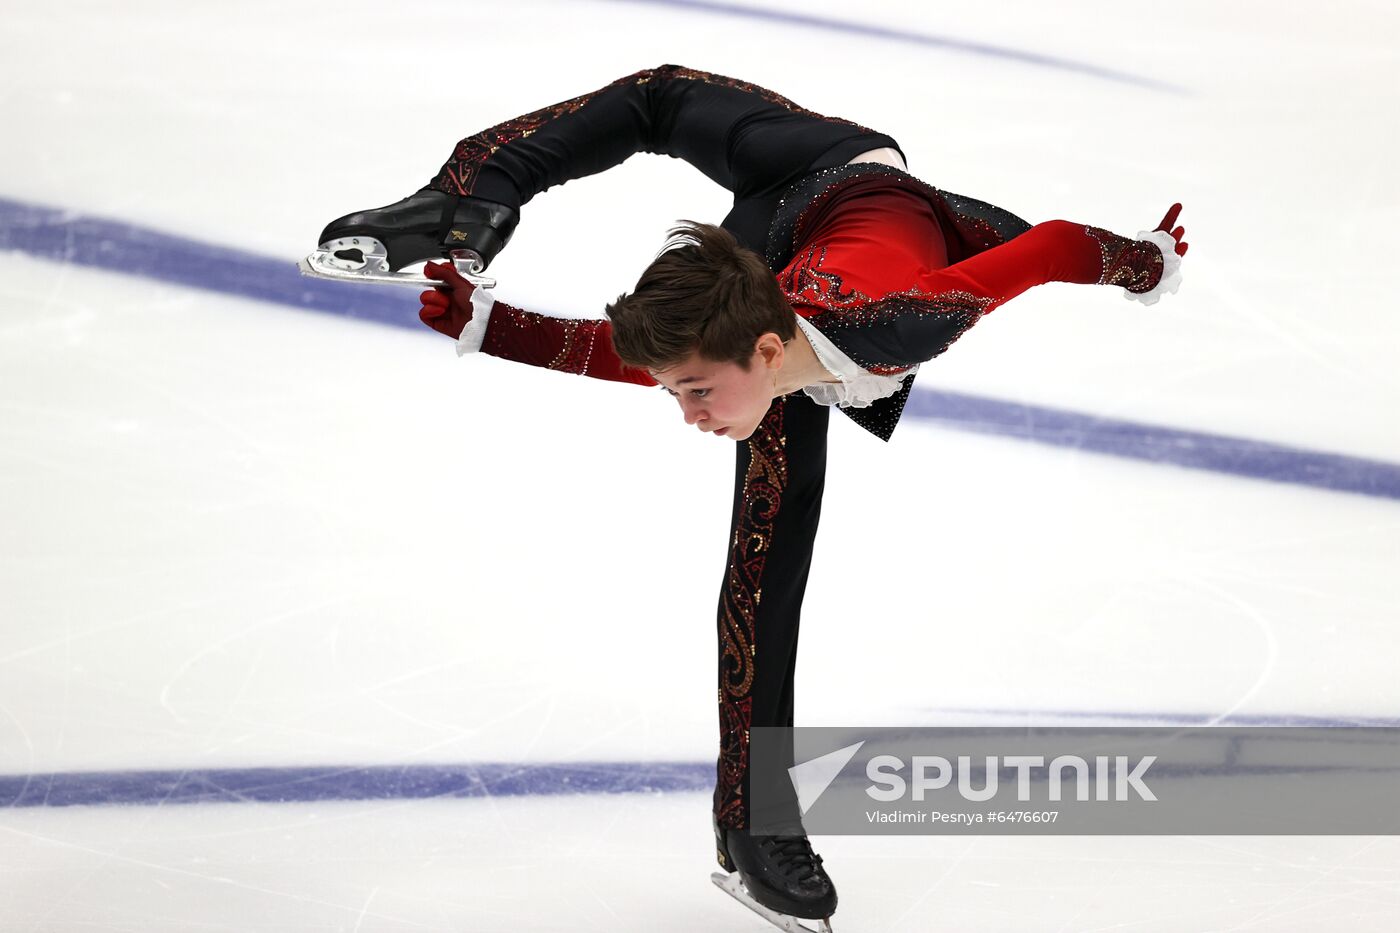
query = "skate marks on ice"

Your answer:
(4, 194), (1399, 502)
